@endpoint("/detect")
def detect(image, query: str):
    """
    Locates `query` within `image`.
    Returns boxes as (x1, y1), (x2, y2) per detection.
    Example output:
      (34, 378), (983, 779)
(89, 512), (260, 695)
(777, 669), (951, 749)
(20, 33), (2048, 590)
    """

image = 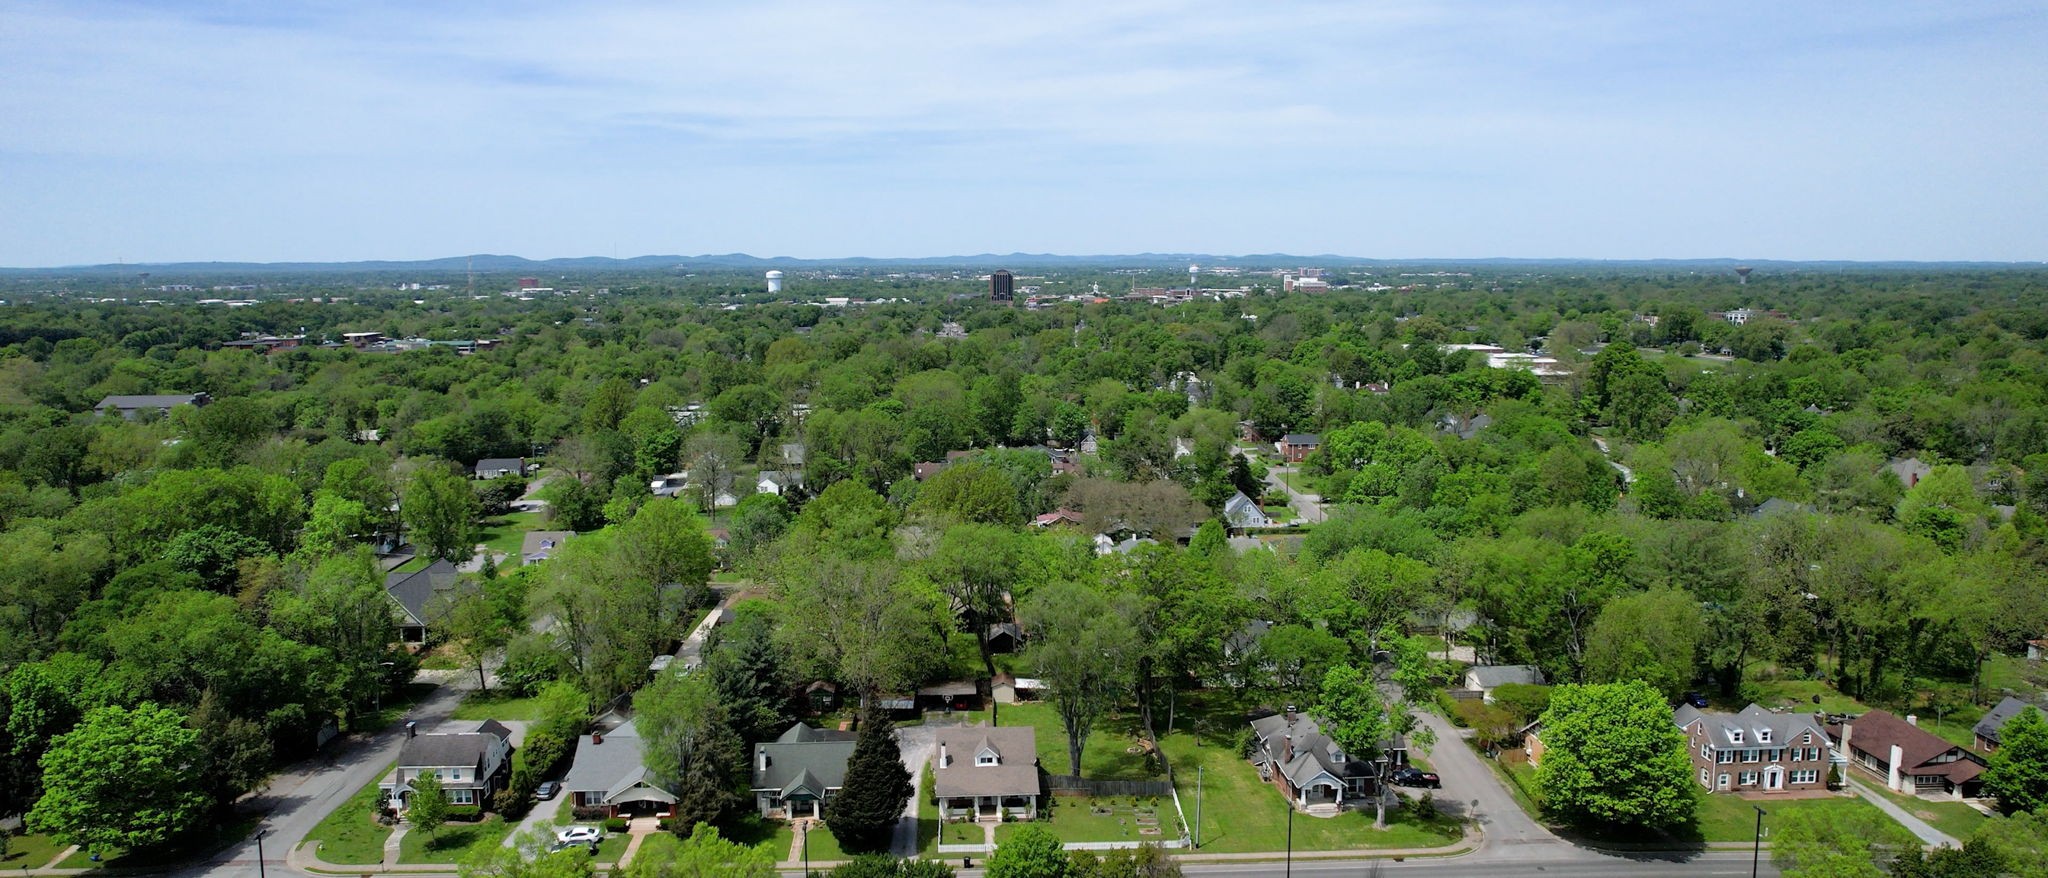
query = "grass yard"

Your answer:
(940, 821), (986, 846)
(1692, 793), (1883, 844)
(917, 766), (940, 855)
(592, 833), (630, 863)
(451, 688), (548, 721)
(977, 702), (1165, 782)
(1161, 725), (1461, 853)
(998, 796), (1178, 845)
(1857, 782), (1989, 841)
(302, 765), (394, 865)
(2, 833), (66, 869)
(478, 511), (548, 561)
(397, 815), (515, 863)
(795, 823), (853, 862)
